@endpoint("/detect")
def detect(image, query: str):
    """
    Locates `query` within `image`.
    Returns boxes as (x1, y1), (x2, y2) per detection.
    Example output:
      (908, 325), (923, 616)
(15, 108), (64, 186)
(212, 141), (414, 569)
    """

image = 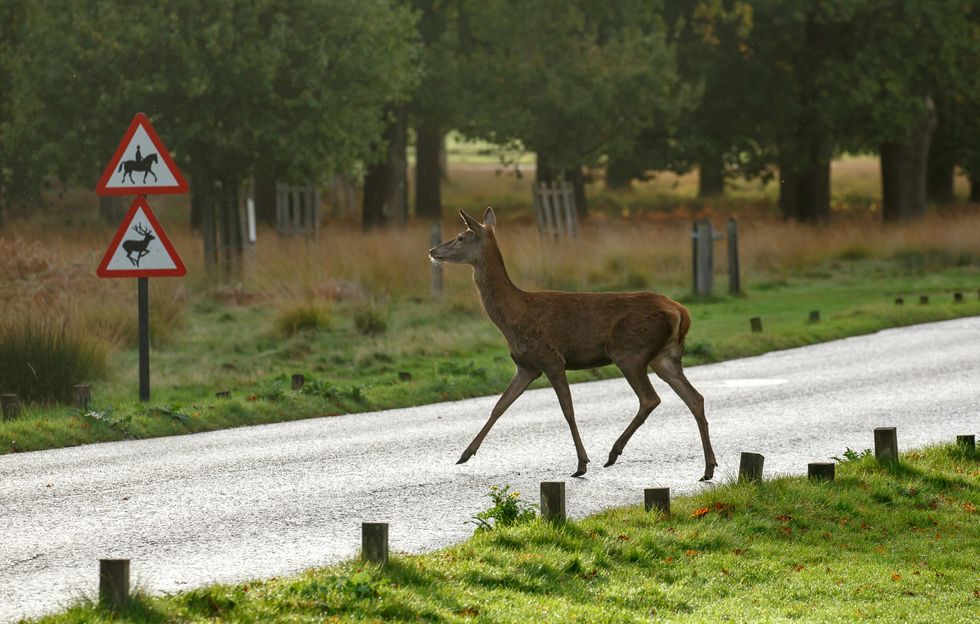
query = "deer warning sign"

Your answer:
(97, 197), (186, 277)
(96, 112), (189, 195)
